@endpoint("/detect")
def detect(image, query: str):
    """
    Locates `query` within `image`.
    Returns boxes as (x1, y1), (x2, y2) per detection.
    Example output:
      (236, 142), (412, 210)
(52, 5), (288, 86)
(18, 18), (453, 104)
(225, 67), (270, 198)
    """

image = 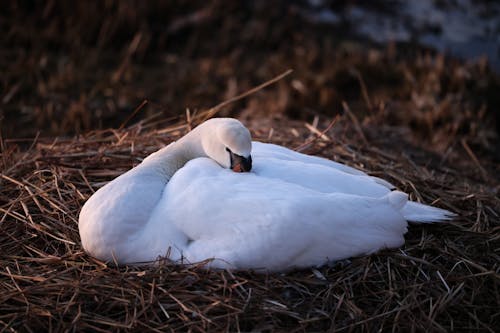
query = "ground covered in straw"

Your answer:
(1, 112), (499, 332)
(1, 1), (499, 332)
